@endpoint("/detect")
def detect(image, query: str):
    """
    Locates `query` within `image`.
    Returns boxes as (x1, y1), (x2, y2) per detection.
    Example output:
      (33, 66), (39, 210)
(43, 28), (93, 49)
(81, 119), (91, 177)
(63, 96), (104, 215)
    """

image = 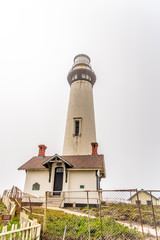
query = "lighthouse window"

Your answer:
(75, 121), (79, 136)
(72, 74), (78, 81)
(73, 117), (82, 136)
